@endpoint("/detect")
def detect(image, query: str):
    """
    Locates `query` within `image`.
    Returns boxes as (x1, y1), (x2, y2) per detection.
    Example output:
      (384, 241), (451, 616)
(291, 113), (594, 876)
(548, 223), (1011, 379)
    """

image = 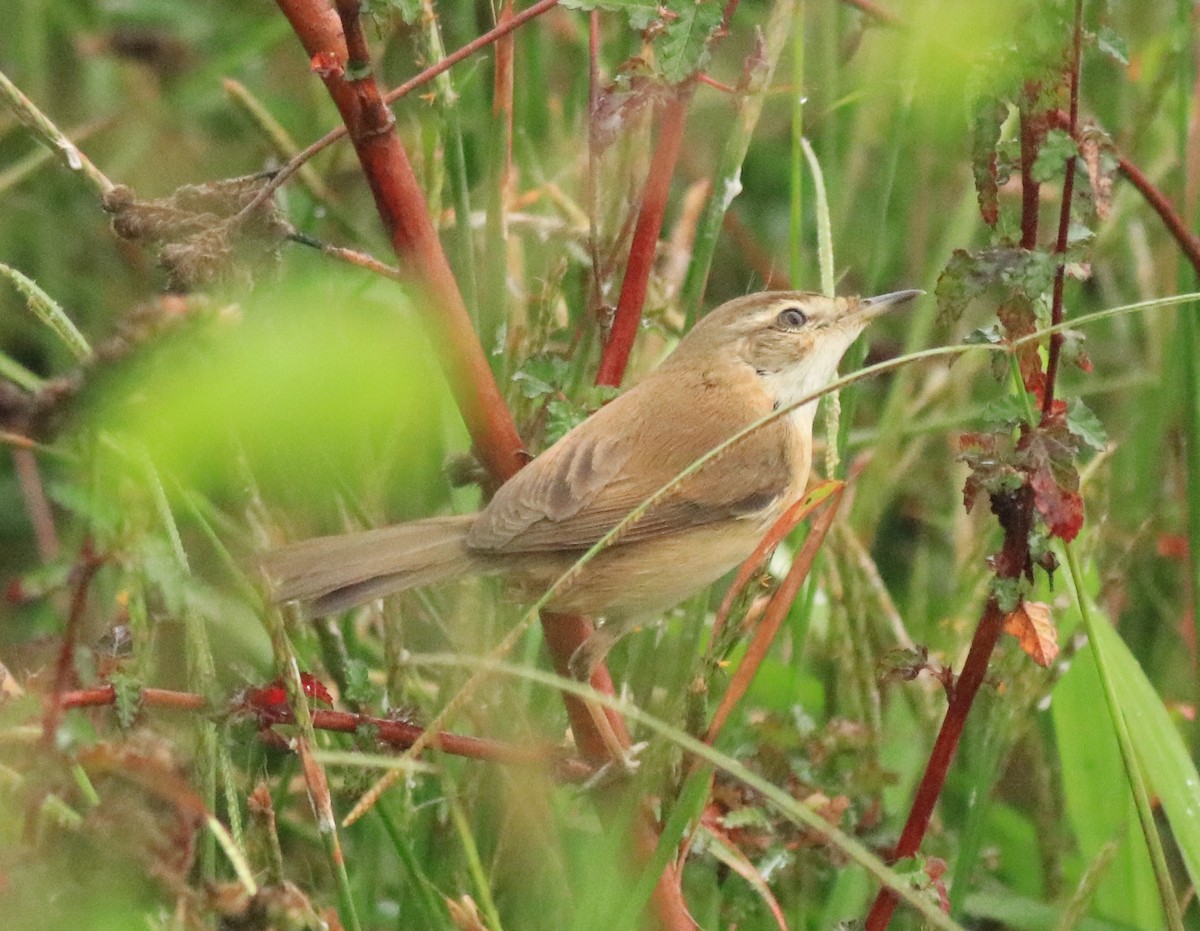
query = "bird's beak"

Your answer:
(855, 289), (923, 322)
